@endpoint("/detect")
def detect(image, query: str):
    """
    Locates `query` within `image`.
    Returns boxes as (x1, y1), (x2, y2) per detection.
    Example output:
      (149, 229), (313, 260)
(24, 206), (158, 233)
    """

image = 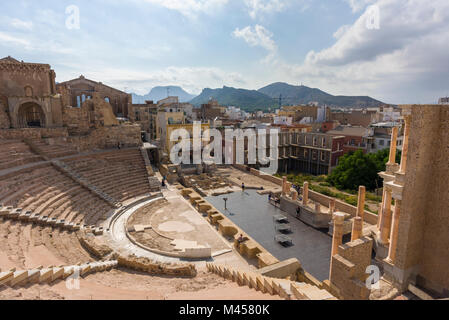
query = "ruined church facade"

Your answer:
(0, 56), (63, 129)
